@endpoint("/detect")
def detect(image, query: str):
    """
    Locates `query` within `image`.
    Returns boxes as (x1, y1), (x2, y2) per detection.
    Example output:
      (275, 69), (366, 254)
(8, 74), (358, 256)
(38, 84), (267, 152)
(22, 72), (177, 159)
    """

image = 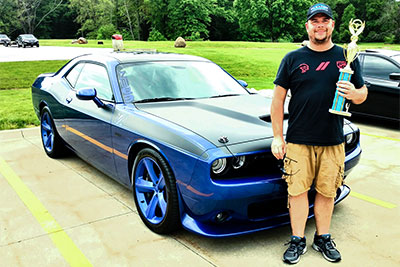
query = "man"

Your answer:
(271, 3), (367, 264)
